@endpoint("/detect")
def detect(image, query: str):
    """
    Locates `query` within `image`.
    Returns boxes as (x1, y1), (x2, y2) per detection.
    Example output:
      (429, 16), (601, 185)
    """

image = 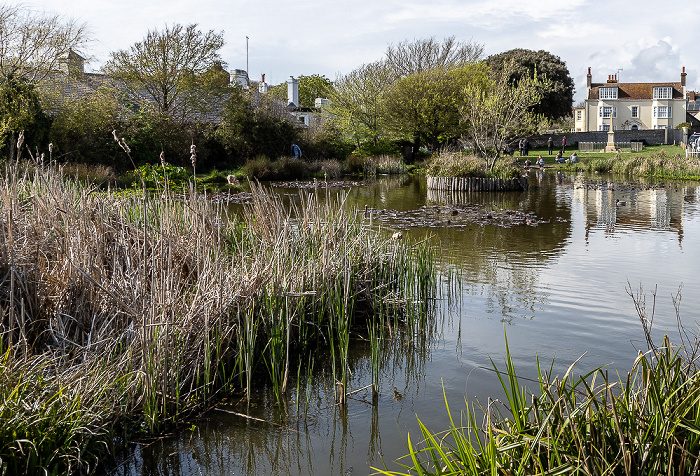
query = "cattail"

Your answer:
(160, 151), (166, 169)
(39, 152), (45, 167)
(112, 129), (130, 153)
(189, 143), (197, 169)
(17, 130), (24, 150)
